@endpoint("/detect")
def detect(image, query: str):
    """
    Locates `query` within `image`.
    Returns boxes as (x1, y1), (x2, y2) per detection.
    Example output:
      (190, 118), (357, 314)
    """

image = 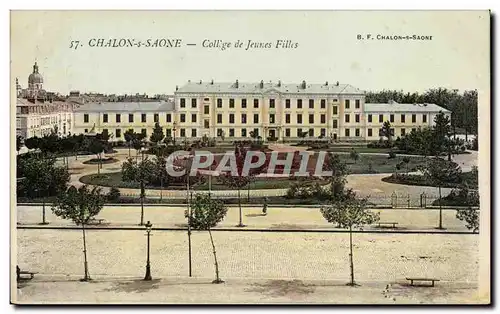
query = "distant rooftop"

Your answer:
(176, 80), (365, 95)
(73, 101), (175, 113)
(364, 102), (451, 113)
